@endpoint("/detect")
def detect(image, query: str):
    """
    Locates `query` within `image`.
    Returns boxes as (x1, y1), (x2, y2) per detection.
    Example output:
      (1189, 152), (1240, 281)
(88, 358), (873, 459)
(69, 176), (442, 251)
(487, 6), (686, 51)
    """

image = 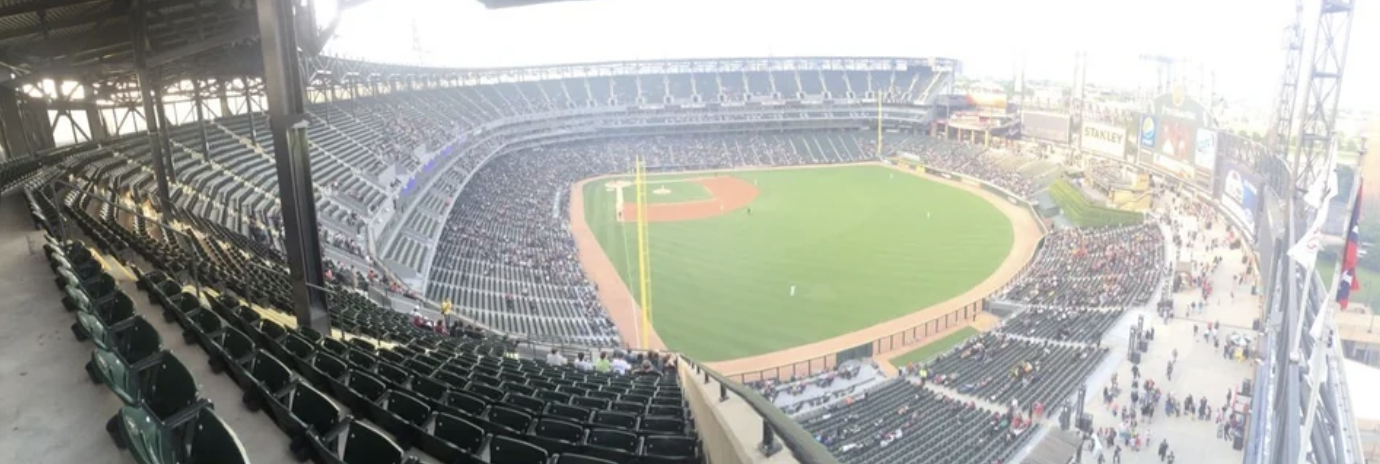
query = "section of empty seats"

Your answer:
(923, 333), (1108, 409)
(801, 380), (1034, 464)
